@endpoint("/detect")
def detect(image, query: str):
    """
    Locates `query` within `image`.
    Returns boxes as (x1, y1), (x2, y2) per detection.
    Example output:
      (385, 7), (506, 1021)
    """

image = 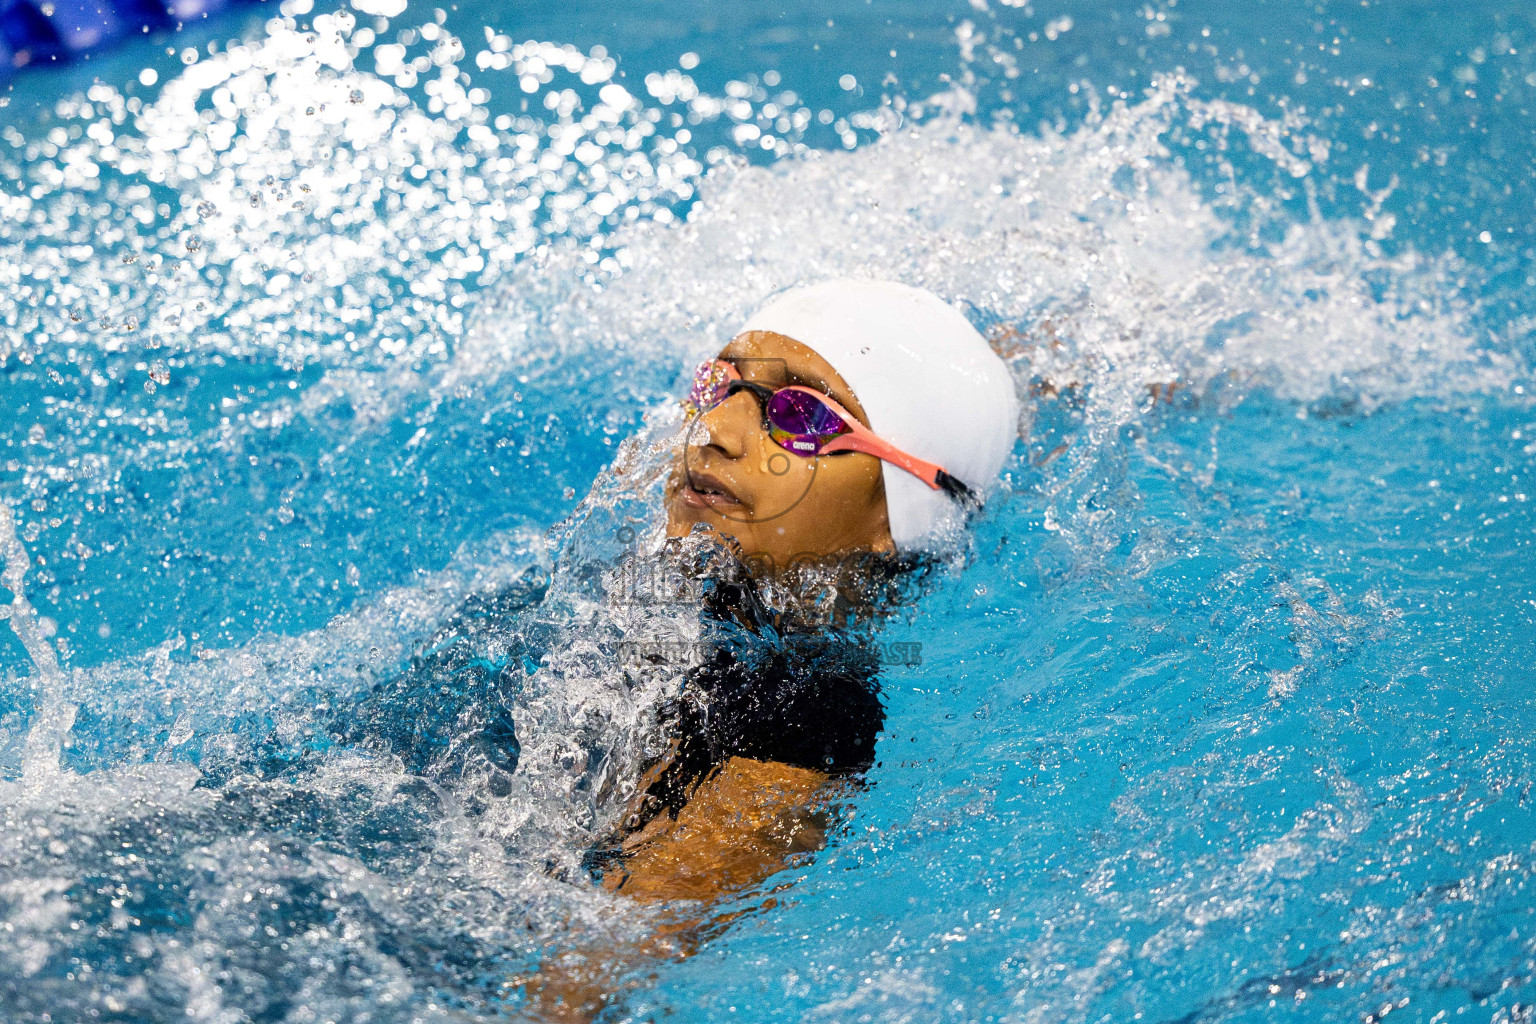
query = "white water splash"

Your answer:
(0, 504), (75, 785)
